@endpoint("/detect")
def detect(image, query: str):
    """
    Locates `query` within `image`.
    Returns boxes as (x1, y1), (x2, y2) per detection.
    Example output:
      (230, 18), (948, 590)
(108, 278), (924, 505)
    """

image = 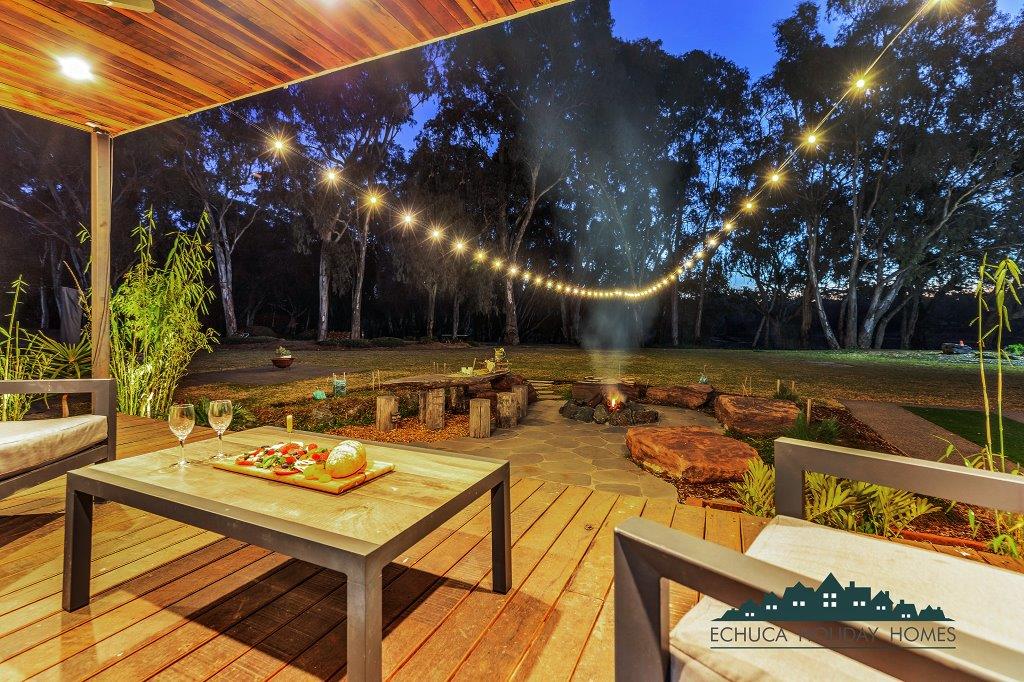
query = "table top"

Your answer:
(71, 426), (507, 559)
(381, 370), (509, 390)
